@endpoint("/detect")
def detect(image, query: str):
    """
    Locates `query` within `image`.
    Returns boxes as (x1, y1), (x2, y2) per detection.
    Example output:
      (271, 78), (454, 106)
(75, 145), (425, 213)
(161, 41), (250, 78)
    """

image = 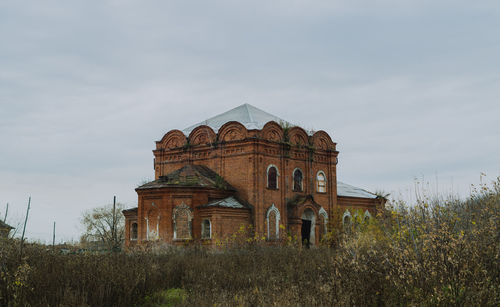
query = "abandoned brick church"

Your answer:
(123, 104), (384, 247)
